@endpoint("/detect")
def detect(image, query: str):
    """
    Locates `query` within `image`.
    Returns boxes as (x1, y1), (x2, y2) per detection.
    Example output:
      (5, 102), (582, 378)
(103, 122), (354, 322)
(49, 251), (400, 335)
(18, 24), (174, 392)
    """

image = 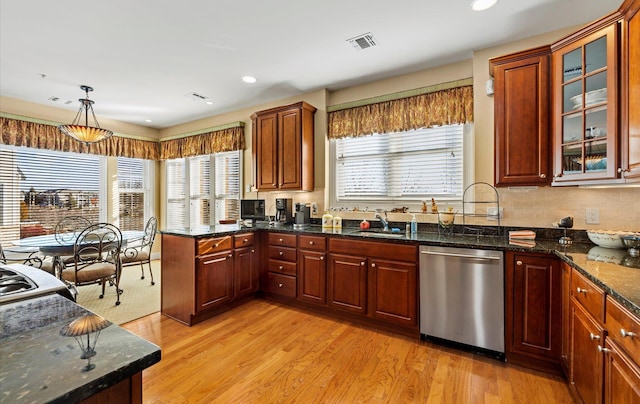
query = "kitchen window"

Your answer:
(0, 145), (106, 242)
(165, 151), (241, 229)
(330, 124), (471, 209)
(117, 157), (154, 231)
